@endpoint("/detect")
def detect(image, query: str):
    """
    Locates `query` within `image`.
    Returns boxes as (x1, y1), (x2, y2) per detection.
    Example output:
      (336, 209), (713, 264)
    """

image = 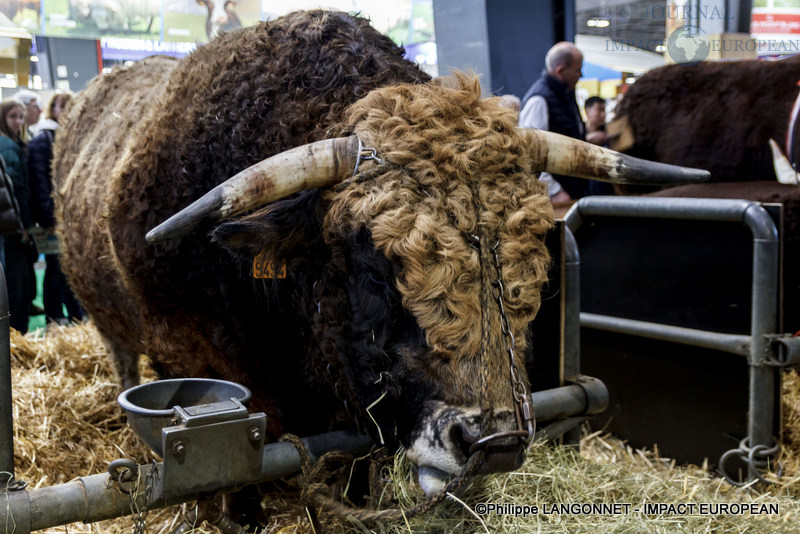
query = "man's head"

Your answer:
(545, 42), (583, 90)
(14, 90), (42, 127)
(584, 96), (606, 129)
